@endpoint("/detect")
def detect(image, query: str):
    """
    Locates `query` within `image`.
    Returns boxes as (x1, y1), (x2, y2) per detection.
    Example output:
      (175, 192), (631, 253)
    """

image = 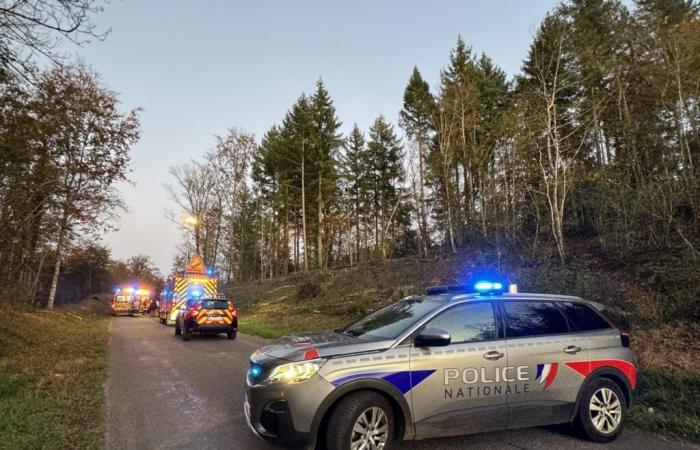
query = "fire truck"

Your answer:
(111, 287), (151, 316)
(158, 255), (217, 325)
